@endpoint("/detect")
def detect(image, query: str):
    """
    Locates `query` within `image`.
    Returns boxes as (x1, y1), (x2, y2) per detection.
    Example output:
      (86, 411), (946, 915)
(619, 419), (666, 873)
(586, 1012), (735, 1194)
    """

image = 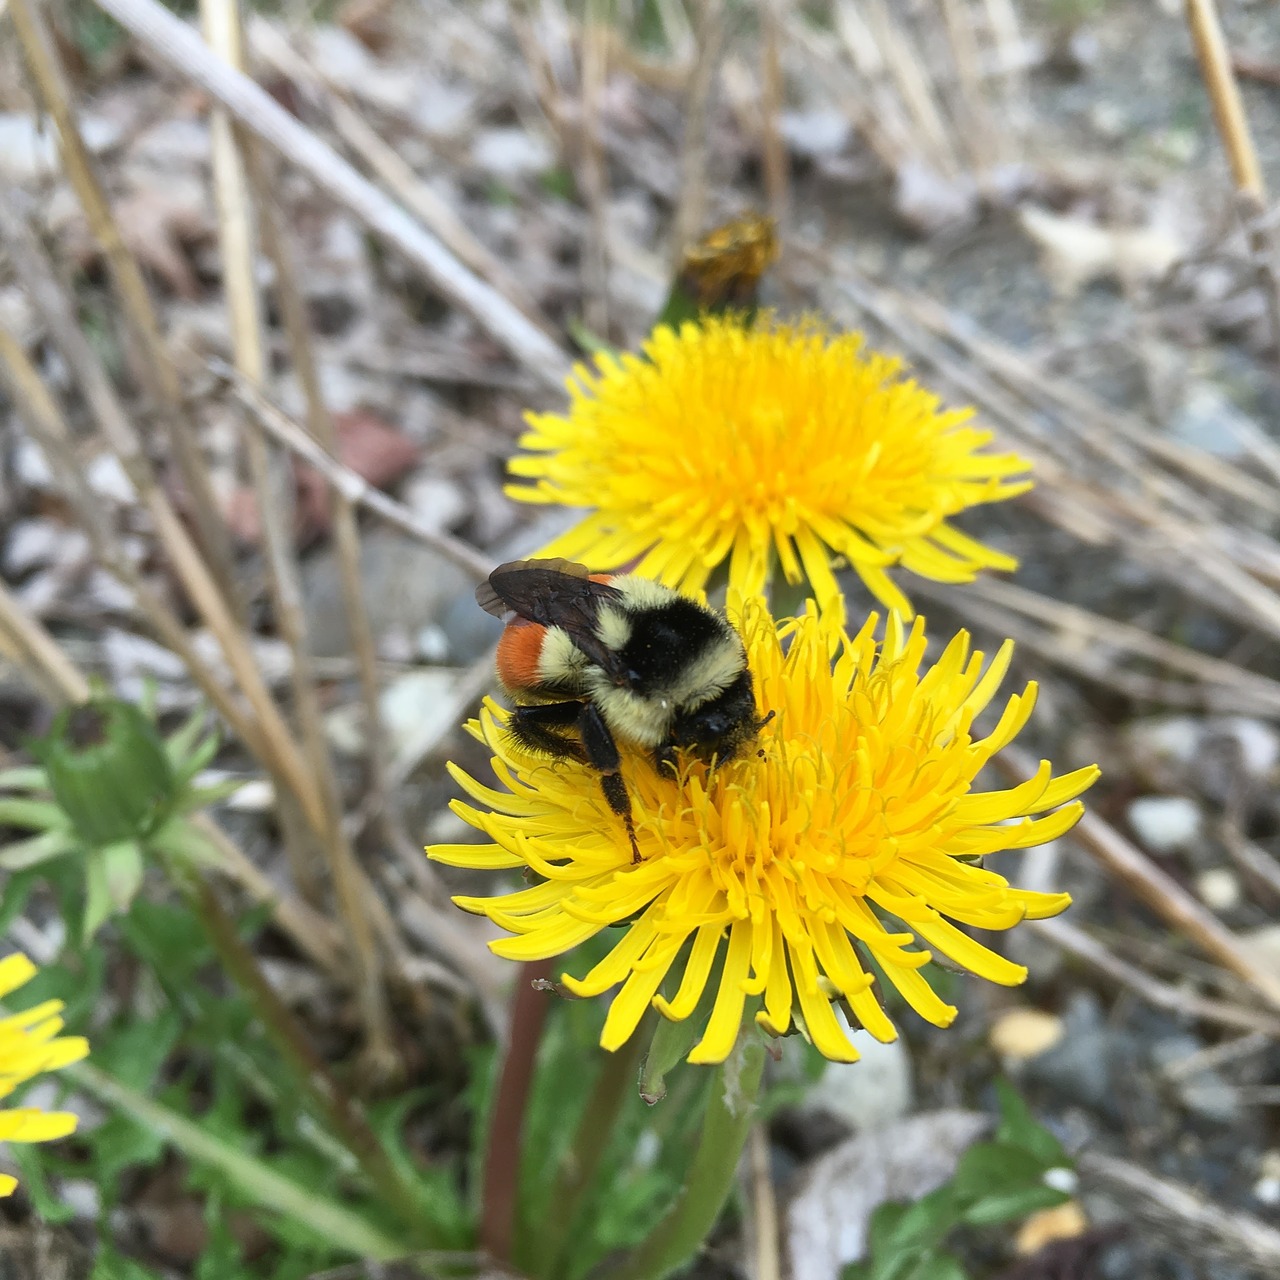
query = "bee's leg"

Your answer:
(509, 701), (588, 761)
(578, 703), (641, 863)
